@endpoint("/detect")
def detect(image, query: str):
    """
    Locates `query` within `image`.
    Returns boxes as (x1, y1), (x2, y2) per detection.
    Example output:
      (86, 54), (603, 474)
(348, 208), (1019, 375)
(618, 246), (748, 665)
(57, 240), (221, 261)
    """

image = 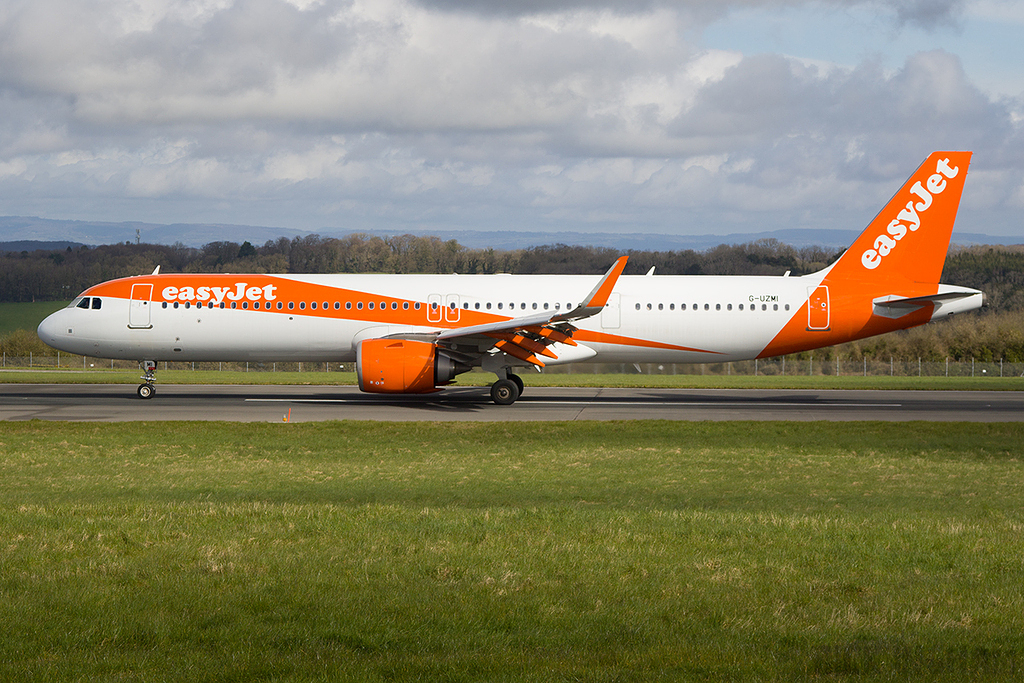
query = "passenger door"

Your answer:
(128, 283), (153, 329)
